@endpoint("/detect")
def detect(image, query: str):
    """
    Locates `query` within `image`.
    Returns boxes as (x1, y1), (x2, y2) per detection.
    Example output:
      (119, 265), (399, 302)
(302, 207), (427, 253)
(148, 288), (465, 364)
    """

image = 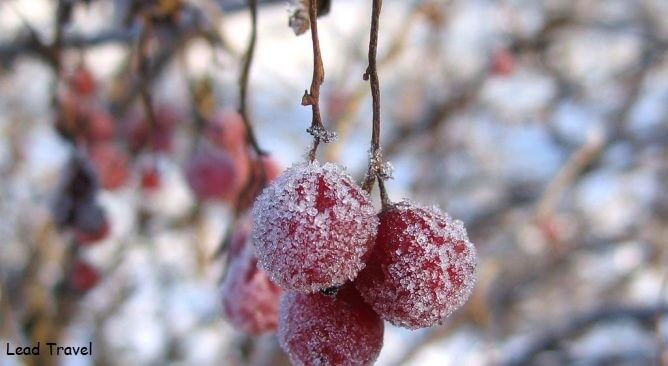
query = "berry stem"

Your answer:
(137, 15), (159, 145)
(362, 0), (391, 208)
(238, 0), (267, 158)
(235, 0), (268, 209)
(304, 0), (325, 162)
